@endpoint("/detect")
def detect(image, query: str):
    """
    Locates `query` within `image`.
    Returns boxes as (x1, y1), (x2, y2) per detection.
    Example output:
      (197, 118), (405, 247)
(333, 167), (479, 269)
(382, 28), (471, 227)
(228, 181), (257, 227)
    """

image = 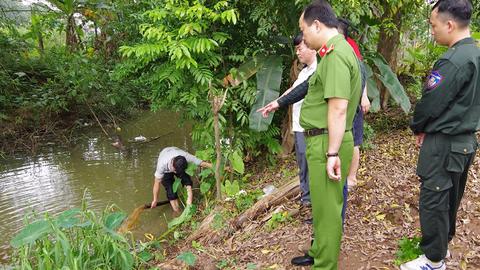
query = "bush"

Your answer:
(9, 199), (141, 270)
